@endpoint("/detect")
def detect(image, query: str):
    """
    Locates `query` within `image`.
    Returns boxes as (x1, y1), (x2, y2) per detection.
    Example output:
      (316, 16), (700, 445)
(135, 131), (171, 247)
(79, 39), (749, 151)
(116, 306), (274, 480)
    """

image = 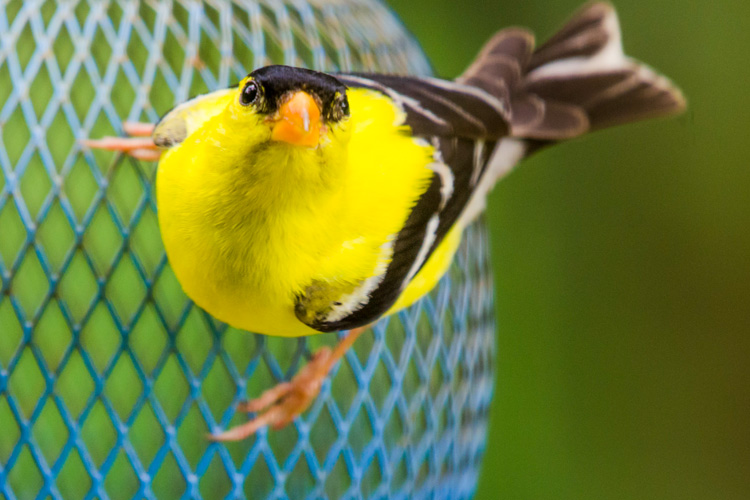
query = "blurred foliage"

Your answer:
(386, 0), (750, 499)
